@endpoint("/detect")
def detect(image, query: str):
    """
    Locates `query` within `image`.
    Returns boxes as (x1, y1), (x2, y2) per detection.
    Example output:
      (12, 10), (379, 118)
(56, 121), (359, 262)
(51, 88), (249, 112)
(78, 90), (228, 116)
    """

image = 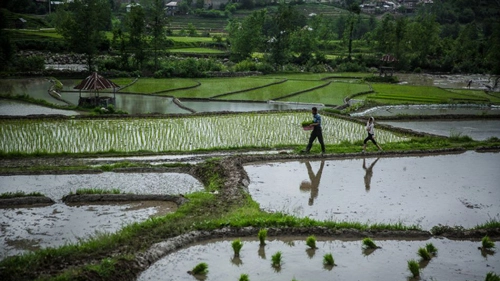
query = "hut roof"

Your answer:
(74, 72), (119, 90)
(380, 54), (398, 62)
